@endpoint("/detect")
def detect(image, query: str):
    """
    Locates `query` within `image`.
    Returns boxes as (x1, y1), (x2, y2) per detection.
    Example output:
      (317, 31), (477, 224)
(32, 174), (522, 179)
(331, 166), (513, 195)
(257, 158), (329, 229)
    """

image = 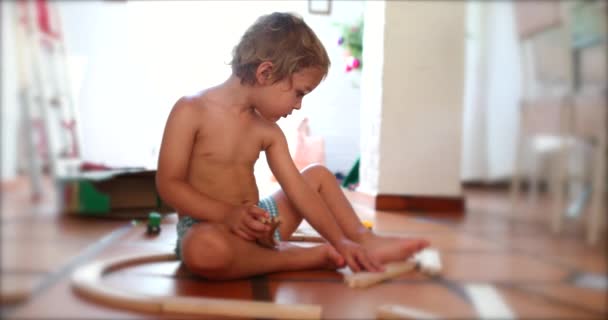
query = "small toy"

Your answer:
(146, 212), (161, 235)
(361, 220), (373, 230)
(414, 248), (441, 276)
(257, 216), (281, 249)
